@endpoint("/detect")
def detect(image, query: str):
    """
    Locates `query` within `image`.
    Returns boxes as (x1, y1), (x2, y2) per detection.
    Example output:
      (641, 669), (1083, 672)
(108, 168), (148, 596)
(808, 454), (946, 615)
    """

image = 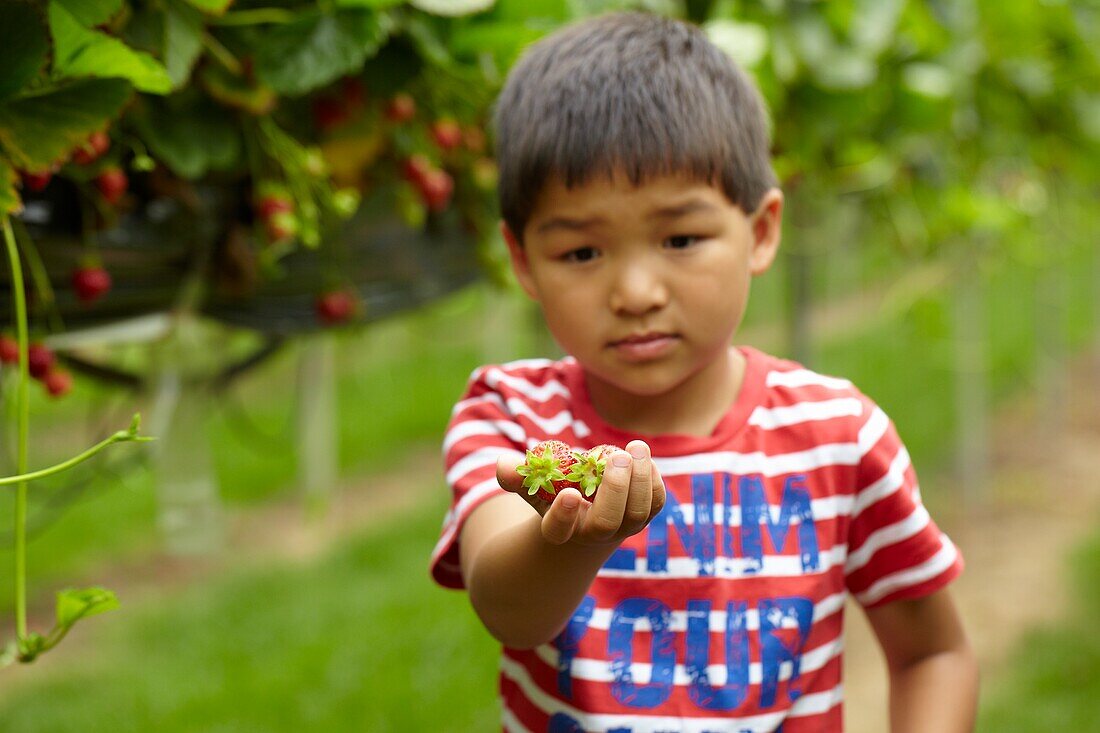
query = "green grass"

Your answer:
(977, 531), (1100, 732)
(0, 496), (501, 732)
